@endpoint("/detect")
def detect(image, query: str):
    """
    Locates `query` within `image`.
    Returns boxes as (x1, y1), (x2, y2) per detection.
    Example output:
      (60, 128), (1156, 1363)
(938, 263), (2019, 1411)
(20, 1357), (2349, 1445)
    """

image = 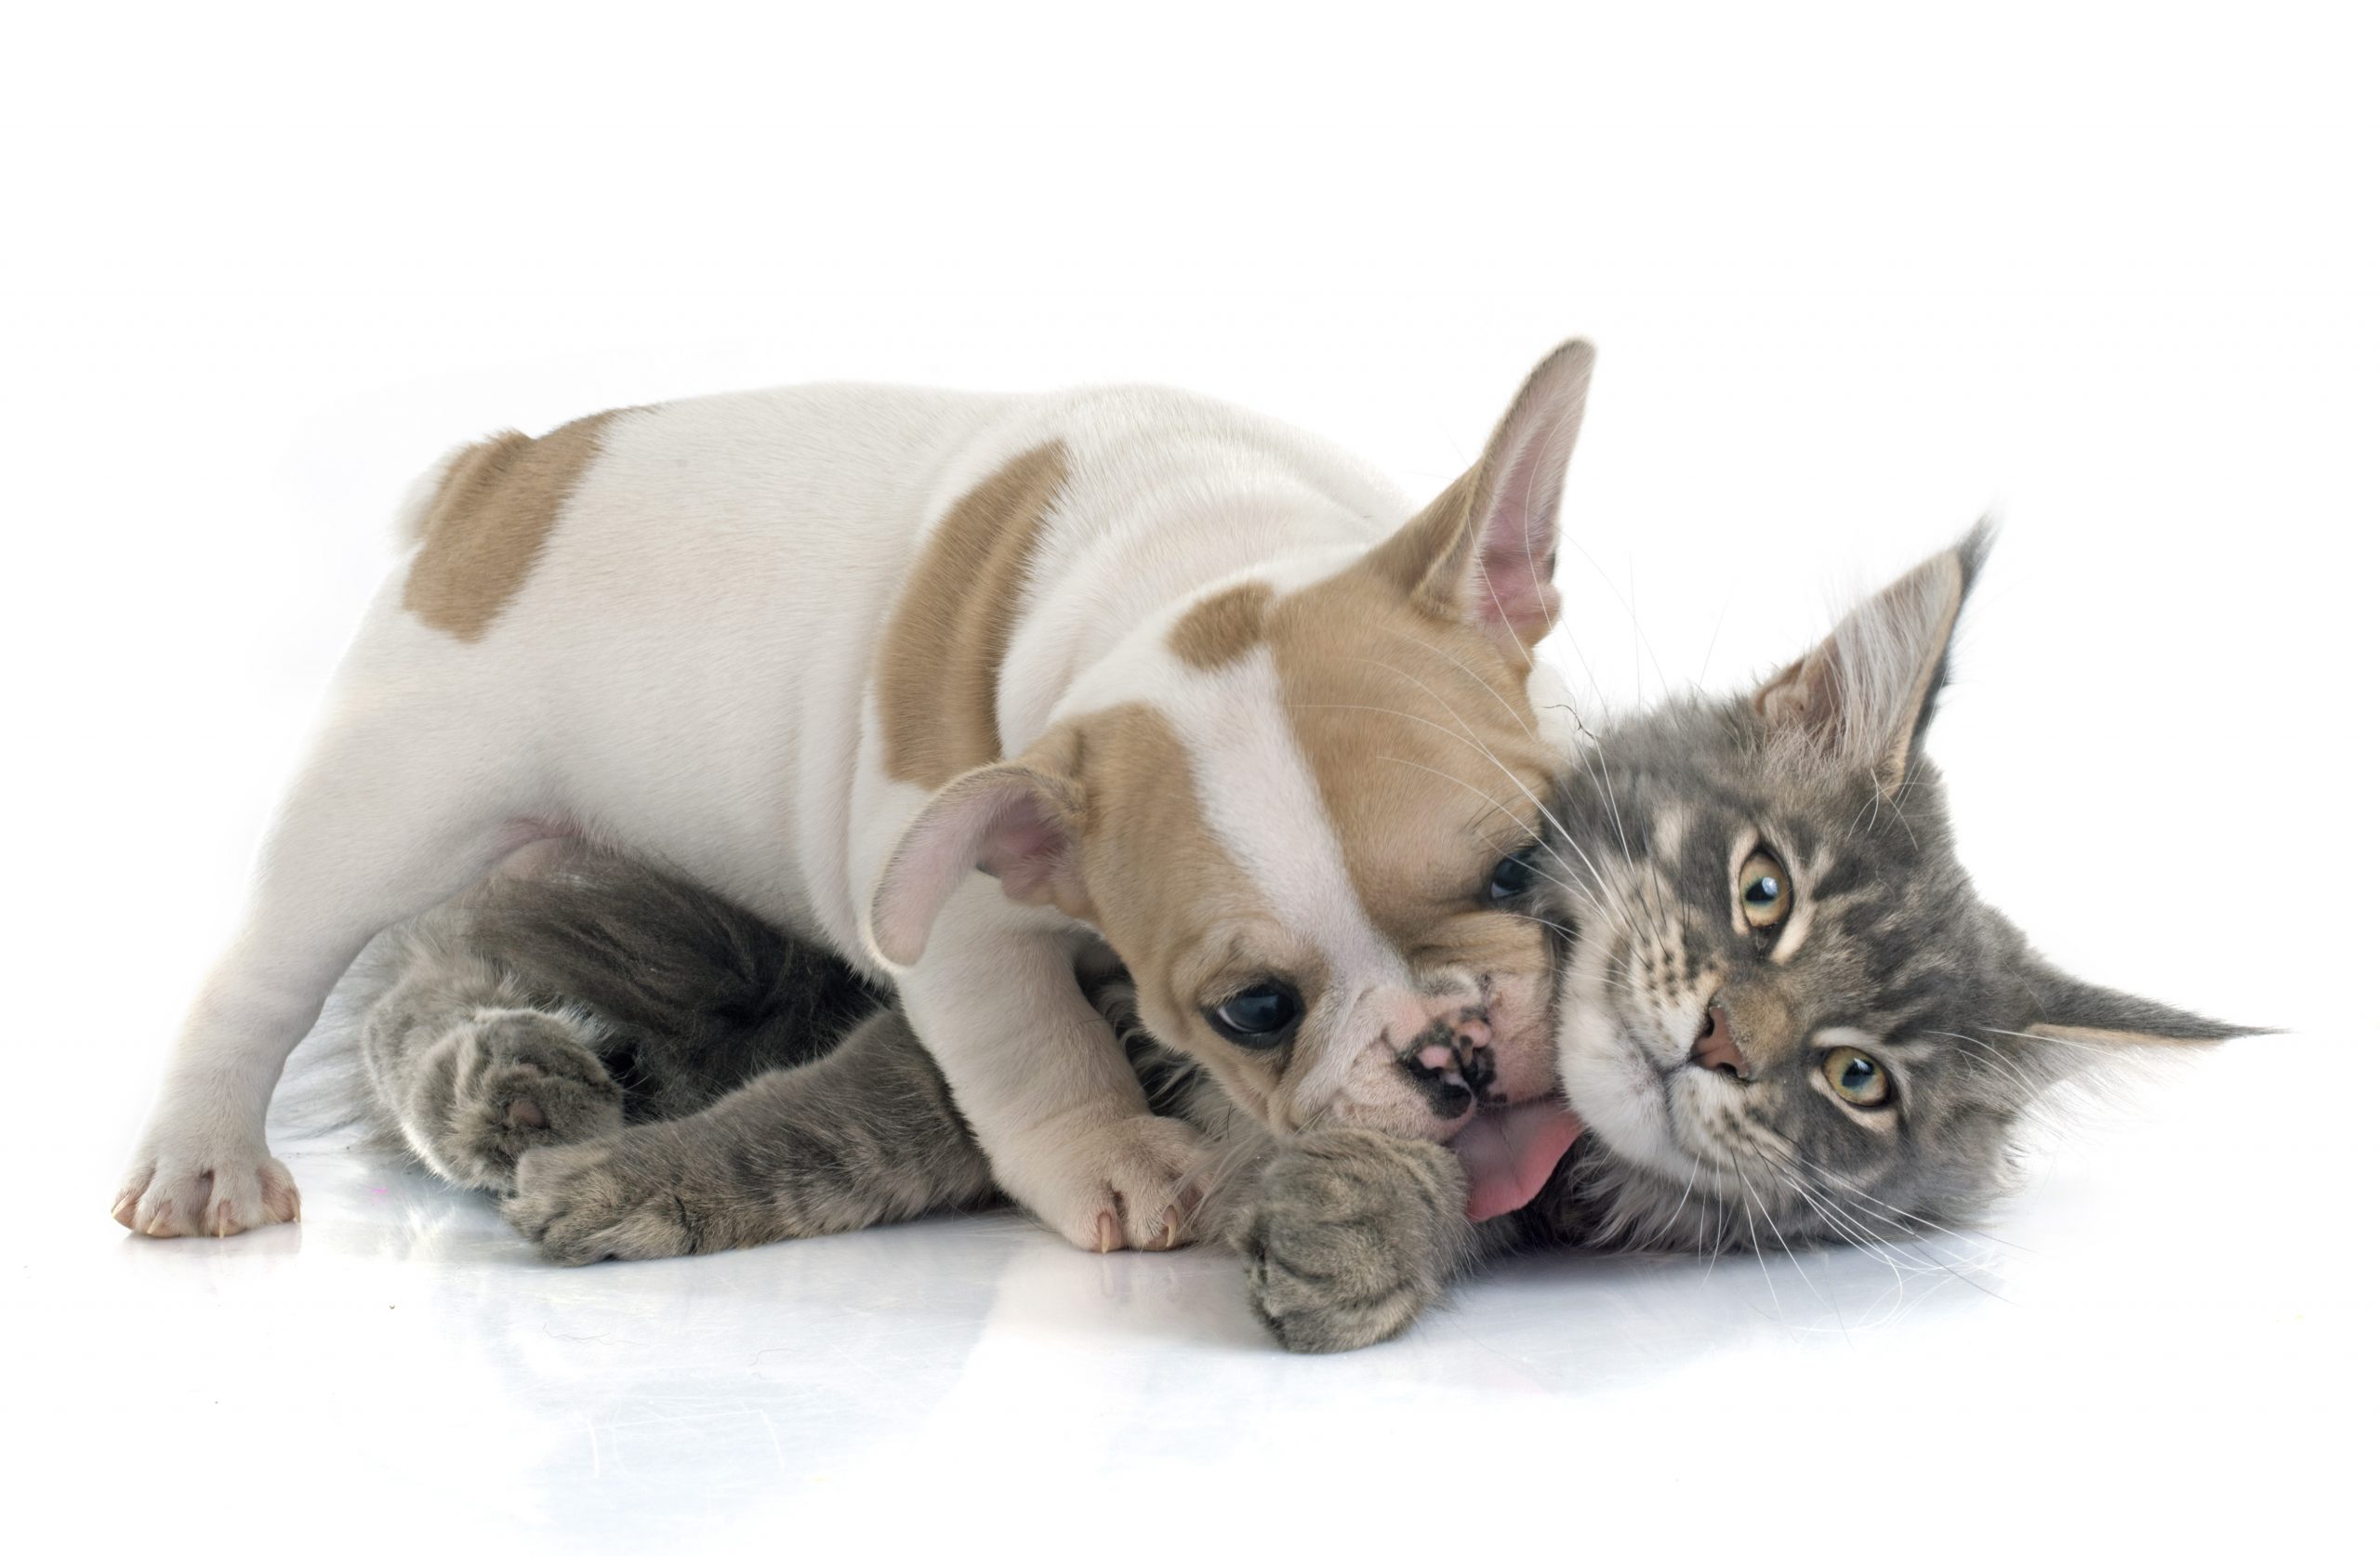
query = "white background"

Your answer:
(6, 5), (2373, 1552)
